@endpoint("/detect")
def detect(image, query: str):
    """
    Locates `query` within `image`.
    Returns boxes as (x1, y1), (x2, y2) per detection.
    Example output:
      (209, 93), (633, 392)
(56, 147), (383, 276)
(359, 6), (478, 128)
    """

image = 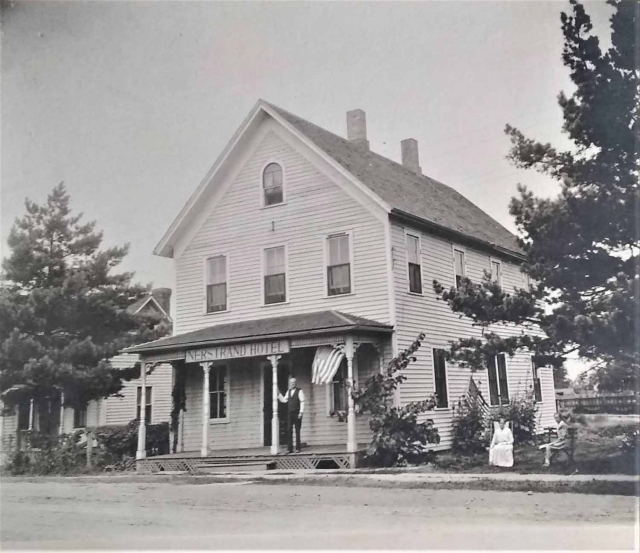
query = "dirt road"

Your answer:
(1, 479), (637, 550)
